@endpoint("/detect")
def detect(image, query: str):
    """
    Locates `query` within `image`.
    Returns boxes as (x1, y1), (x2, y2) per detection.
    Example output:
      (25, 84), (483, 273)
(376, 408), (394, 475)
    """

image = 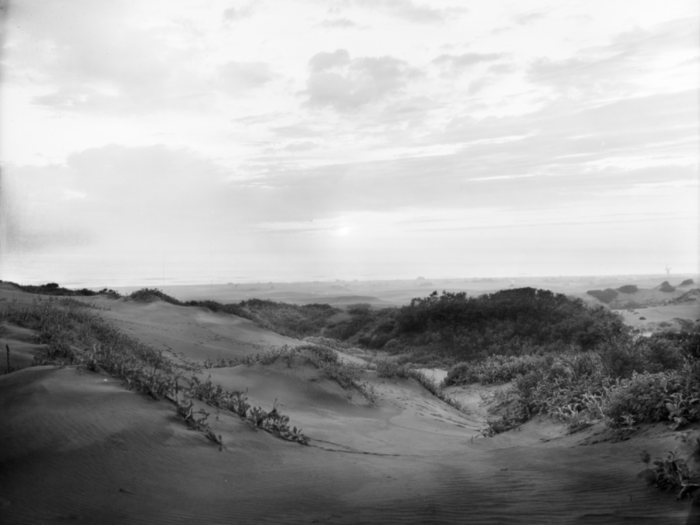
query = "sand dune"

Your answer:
(0, 287), (696, 523)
